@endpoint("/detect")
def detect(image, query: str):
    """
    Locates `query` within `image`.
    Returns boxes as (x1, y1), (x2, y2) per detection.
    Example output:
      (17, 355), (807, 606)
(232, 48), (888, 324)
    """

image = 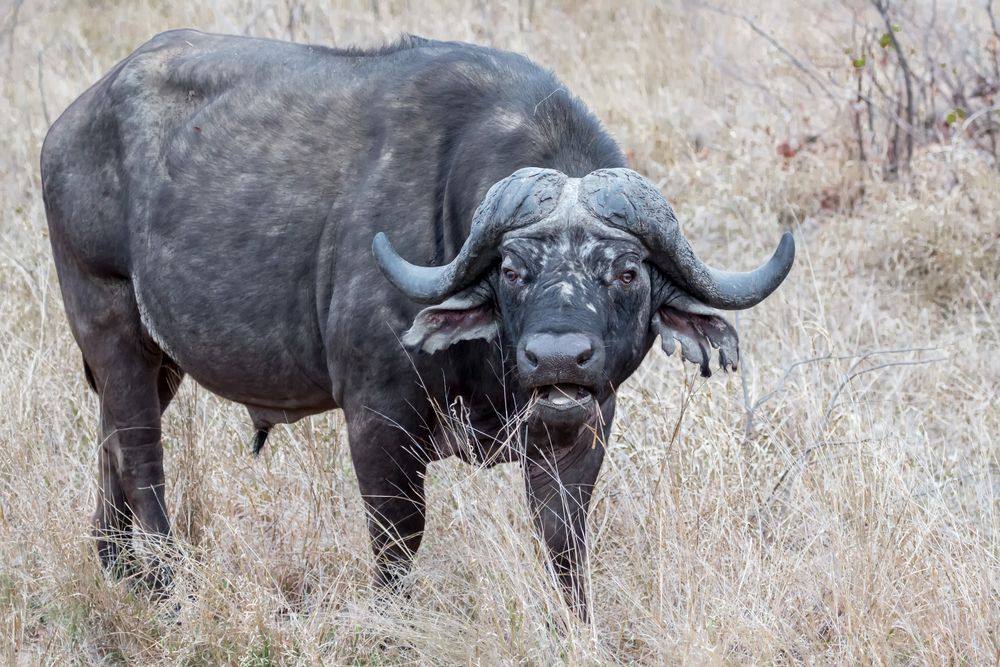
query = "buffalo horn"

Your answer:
(580, 168), (794, 310)
(373, 167), (567, 303)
